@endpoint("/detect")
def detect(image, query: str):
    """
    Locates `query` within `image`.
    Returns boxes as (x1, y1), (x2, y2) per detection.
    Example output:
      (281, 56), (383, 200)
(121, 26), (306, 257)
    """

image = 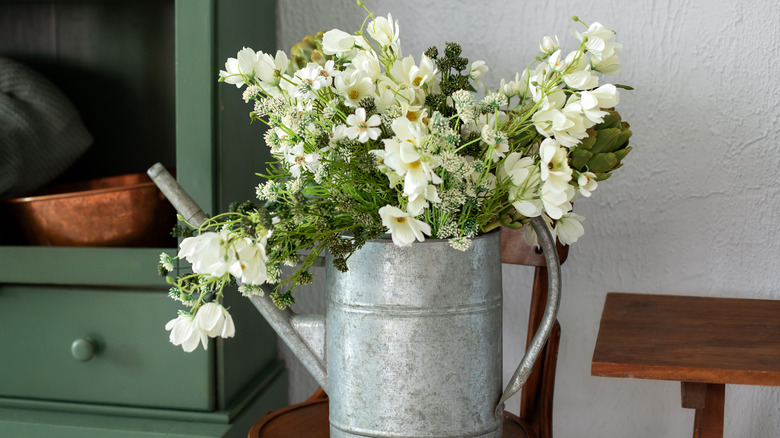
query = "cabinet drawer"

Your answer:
(0, 285), (213, 410)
